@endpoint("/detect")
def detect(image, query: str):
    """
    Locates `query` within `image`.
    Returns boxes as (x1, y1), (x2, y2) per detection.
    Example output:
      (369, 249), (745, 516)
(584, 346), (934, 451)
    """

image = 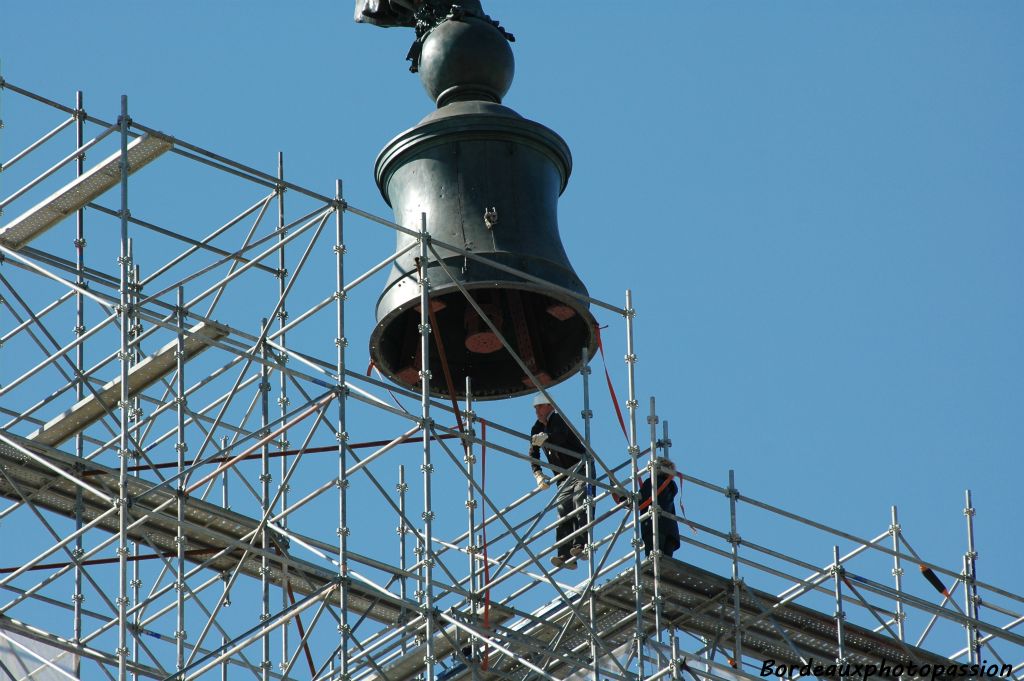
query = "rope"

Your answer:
(366, 360), (406, 410)
(595, 325), (629, 442)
